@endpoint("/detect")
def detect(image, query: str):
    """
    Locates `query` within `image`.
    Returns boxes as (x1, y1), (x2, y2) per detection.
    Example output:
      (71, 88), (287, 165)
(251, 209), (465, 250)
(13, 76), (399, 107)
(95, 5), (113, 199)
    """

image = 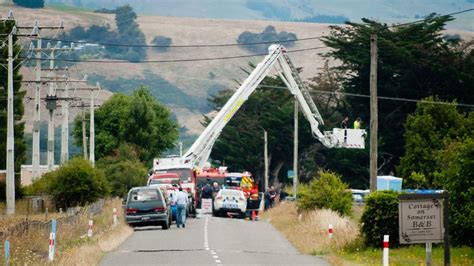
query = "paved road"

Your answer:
(101, 215), (328, 265)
